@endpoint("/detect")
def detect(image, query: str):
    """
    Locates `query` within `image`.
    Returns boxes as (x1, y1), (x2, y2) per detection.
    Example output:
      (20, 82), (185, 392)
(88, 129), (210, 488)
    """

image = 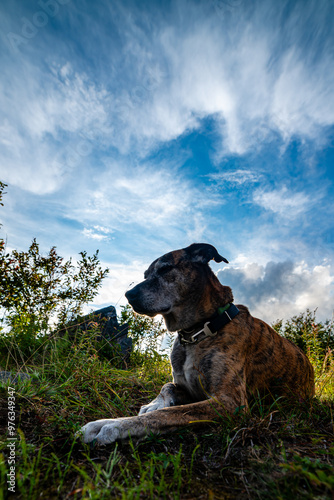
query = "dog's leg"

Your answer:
(138, 382), (194, 415)
(79, 387), (247, 444)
